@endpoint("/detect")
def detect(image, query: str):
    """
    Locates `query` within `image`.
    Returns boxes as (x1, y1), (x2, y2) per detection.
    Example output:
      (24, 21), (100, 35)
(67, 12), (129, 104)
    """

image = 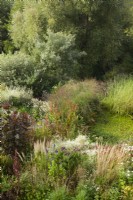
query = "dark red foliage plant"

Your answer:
(1, 109), (34, 158)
